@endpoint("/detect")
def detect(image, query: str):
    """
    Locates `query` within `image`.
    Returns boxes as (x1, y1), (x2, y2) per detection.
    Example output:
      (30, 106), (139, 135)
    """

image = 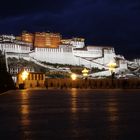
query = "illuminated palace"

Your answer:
(0, 32), (127, 70)
(20, 31), (61, 48)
